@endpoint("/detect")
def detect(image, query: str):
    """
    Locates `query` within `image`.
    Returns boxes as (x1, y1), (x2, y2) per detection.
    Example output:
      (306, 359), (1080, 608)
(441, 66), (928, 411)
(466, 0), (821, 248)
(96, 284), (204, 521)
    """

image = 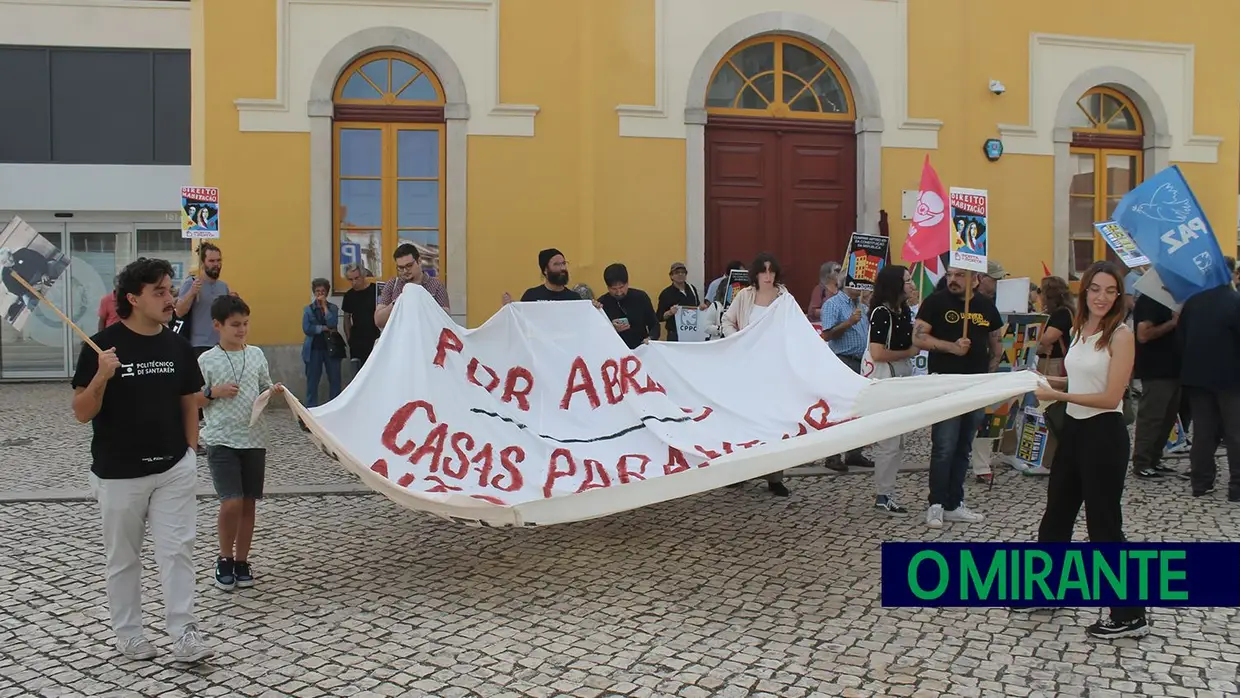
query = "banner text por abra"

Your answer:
(367, 328), (846, 504)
